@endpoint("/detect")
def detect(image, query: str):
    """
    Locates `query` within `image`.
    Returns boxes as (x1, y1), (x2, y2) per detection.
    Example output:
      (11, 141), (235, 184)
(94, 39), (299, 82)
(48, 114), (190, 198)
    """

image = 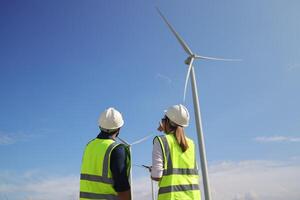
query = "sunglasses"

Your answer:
(159, 117), (168, 127)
